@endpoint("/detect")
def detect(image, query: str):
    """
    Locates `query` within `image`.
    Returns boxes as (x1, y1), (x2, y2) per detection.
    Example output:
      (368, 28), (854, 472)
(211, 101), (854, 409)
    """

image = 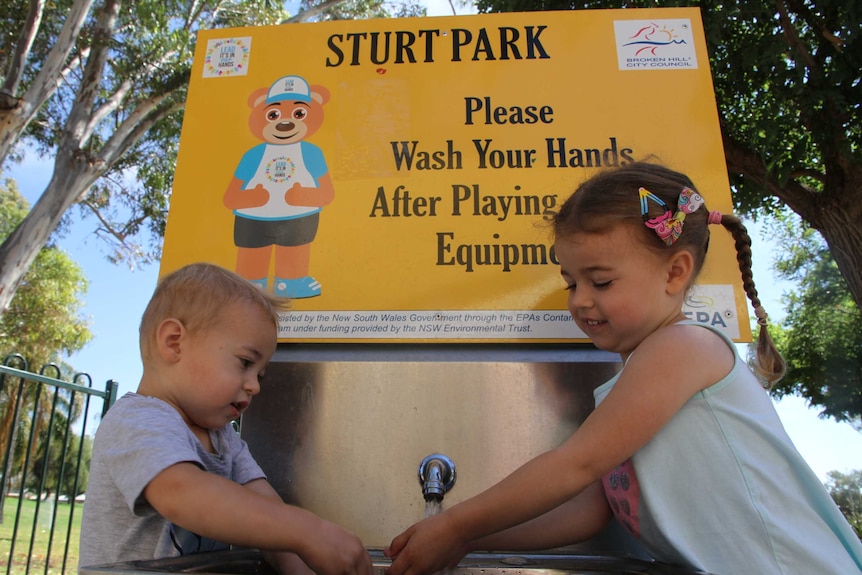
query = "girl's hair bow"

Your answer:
(639, 186), (704, 246)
